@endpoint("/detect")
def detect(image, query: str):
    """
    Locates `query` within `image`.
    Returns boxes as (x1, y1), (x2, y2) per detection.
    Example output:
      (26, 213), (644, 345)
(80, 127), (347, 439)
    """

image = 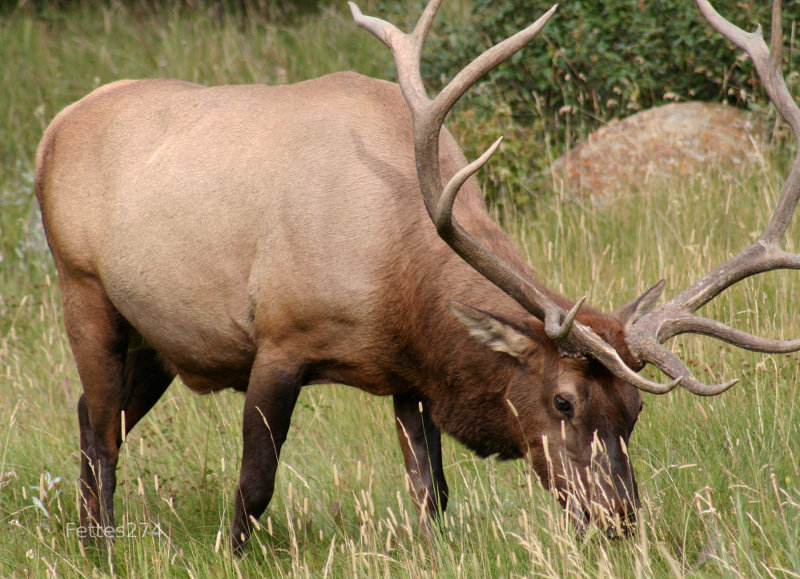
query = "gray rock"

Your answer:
(550, 102), (765, 196)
